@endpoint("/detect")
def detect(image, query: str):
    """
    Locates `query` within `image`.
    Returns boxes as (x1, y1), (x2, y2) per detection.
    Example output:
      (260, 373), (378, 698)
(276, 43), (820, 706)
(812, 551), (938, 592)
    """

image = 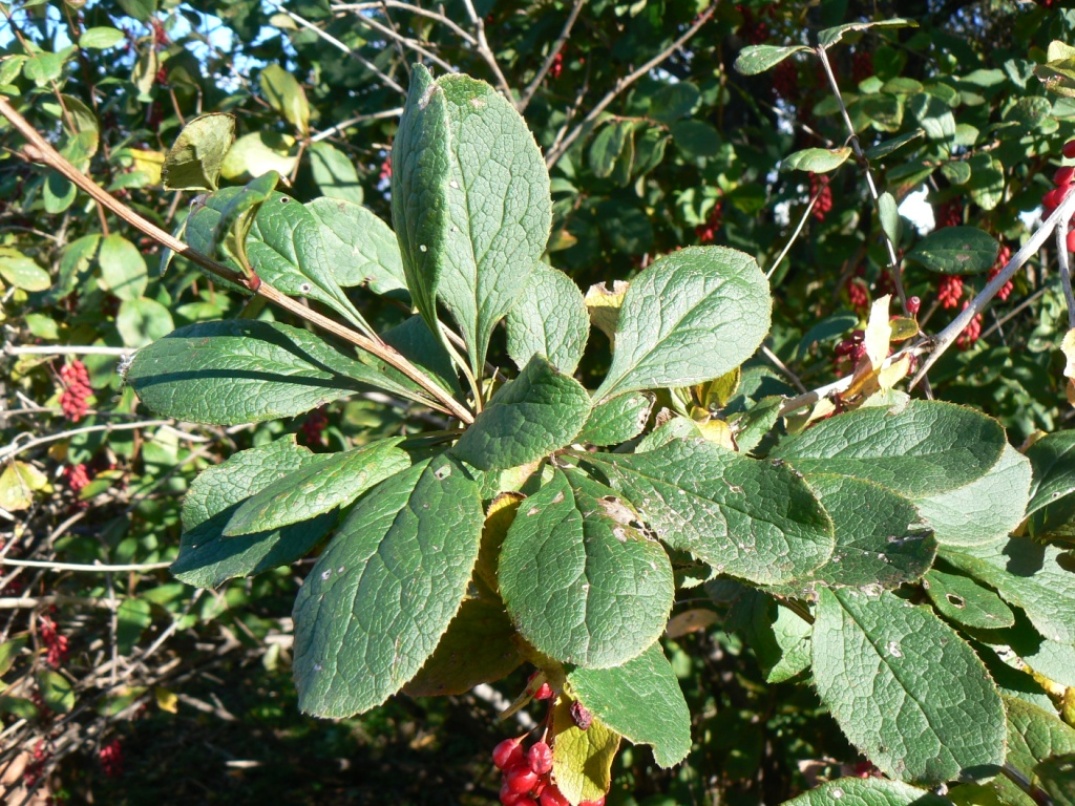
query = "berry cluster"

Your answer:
(988, 243), (1014, 302)
(300, 406), (329, 447)
(937, 274), (964, 310)
(59, 360), (91, 422)
(38, 614), (69, 670)
(1045, 143), (1075, 251)
(846, 277), (869, 311)
(379, 155), (392, 183)
(736, 3), (776, 45)
(834, 329), (867, 365)
(695, 200), (723, 244)
(548, 50), (564, 80)
(99, 738), (124, 778)
(63, 463), (91, 493)
(956, 301), (983, 350)
(23, 739), (51, 789)
(493, 735), (604, 806)
(809, 172), (832, 221)
(935, 199), (963, 228)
